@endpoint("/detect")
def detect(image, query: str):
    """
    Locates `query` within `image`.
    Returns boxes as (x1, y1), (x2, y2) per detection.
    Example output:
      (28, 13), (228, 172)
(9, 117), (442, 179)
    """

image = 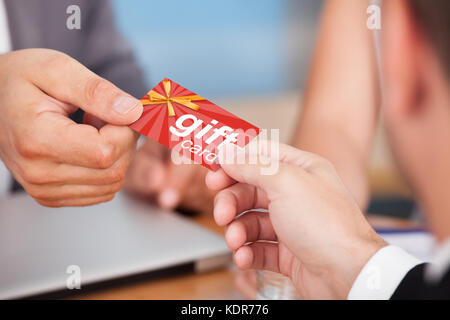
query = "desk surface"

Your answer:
(73, 212), (418, 300)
